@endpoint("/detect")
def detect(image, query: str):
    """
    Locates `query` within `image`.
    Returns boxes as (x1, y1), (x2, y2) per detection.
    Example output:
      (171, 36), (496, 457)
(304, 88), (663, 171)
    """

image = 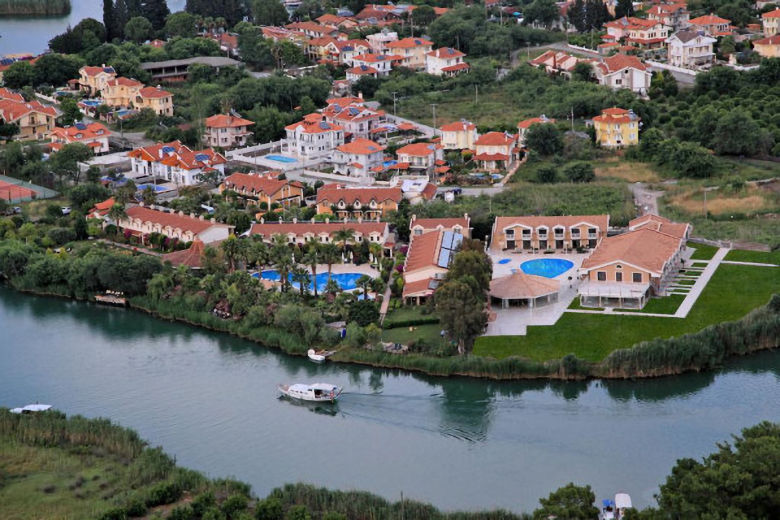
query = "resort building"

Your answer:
(321, 98), (386, 139)
(490, 215), (609, 252)
(204, 113), (254, 149)
(439, 120), (478, 150)
(517, 115), (555, 147)
(593, 108), (640, 148)
(666, 30), (717, 69)
(594, 54), (652, 95)
(647, 4), (690, 31)
(395, 142), (444, 172)
(402, 230), (463, 304)
(332, 138), (386, 179)
(307, 38), (371, 65)
(753, 35), (780, 58)
(386, 37), (434, 69)
(284, 113), (345, 160)
(316, 184), (402, 219)
(410, 214), (471, 238)
(473, 132), (517, 171)
(135, 86), (174, 116)
(489, 271), (560, 309)
(118, 205), (233, 245)
(220, 172), (304, 208)
(763, 8), (780, 36)
(78, 65), (116, 96)
(128, 140), (227, 186)
(628, 214), (692, 240)
(101, 77), (144, 108)
(0, 97), (58, 140)
(578, 219), (690, 309)
(50, 121), (111, 154)
(425, 47), (469, 76)
(285, 21), (340, 39)
(248, 220), (393, 255)
(689, 14), (732, 36)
